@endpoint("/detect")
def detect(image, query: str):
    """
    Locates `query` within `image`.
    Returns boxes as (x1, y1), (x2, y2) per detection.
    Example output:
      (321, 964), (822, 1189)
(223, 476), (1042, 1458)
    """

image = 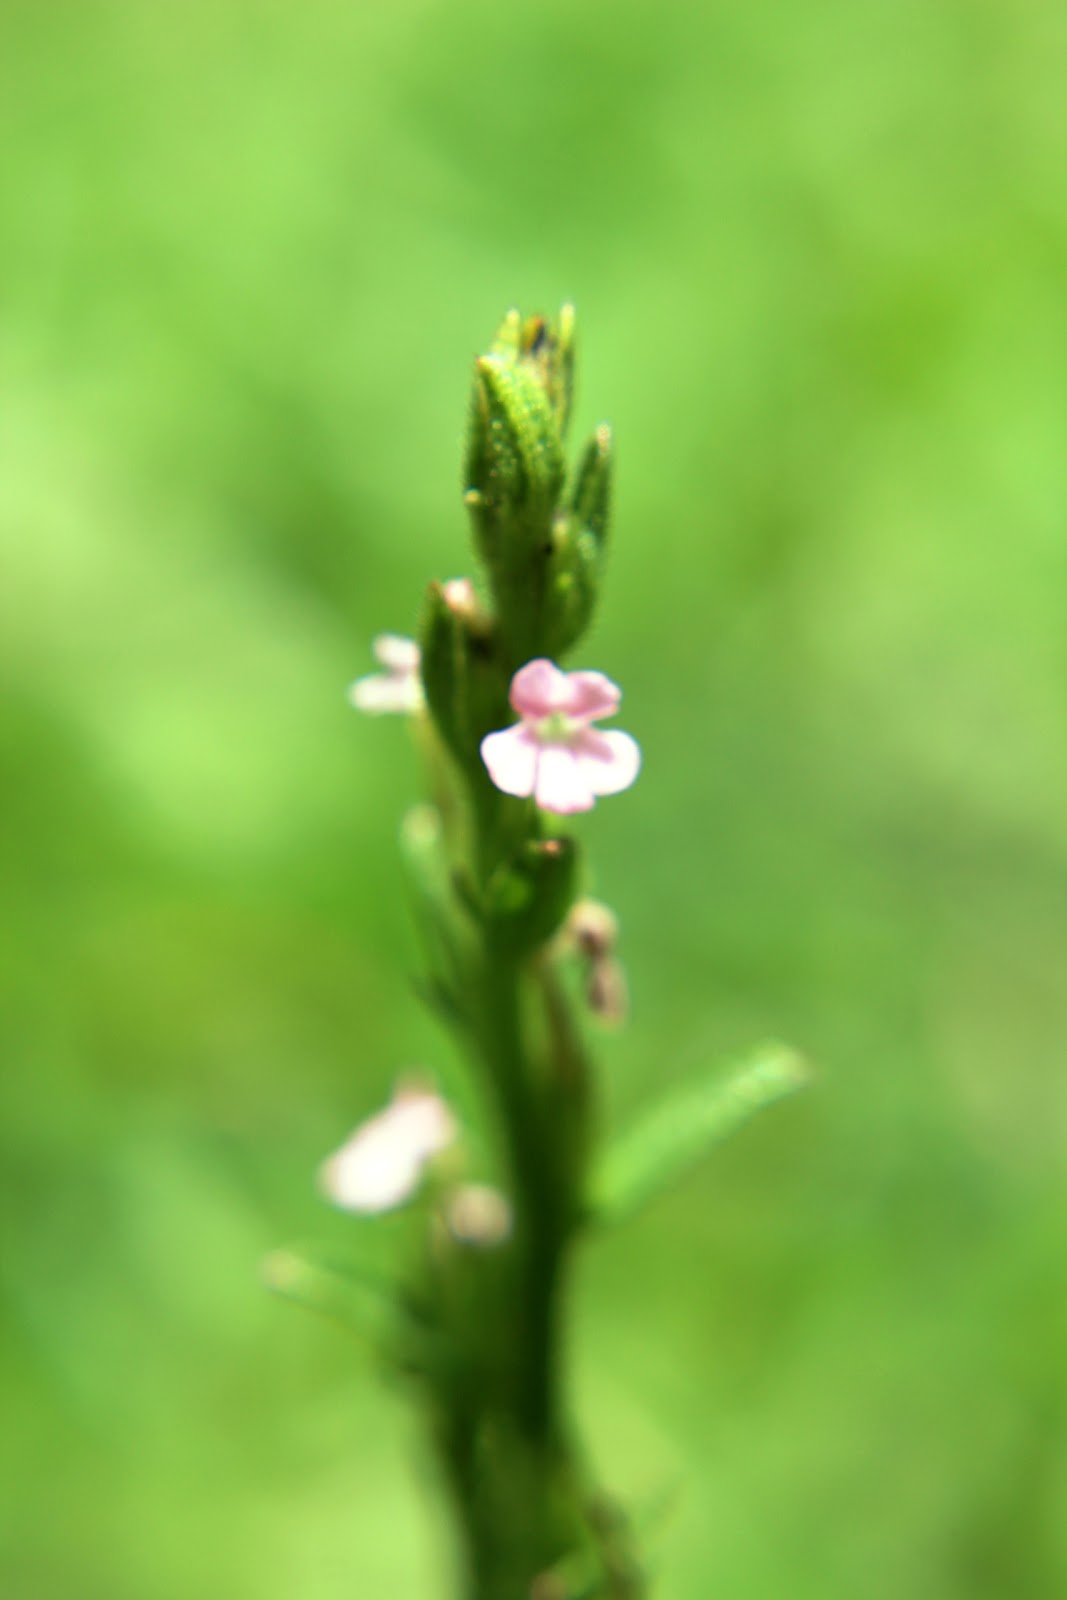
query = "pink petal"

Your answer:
(480, 724), (539, 797)
(534, 746), (595, 814)
(560, 670), (621, 722)
(509, 659), (571, 719)
(574, 728), (642, 796)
